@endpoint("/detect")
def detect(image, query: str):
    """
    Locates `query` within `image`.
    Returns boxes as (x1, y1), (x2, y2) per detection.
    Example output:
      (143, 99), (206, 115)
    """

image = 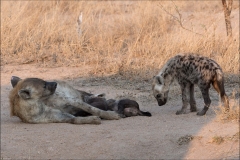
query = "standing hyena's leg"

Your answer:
(197, 86), (211, 116)
(33, 108), (101, 124)
(212, 79), (229, 111)
(176, 83), (189, 115)
(189, 84), (197, 112)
